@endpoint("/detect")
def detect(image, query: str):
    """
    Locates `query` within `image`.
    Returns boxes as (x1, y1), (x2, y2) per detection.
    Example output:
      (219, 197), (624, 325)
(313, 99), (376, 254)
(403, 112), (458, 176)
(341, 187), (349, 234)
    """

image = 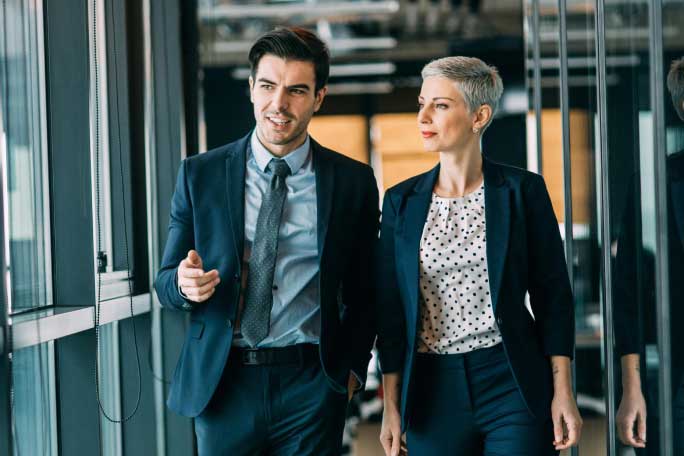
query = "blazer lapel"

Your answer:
(225, 134), (249, 267)
(313, 140), (335, 262)
(483, 158), (510, 314)
(399, 165), (439, 331)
